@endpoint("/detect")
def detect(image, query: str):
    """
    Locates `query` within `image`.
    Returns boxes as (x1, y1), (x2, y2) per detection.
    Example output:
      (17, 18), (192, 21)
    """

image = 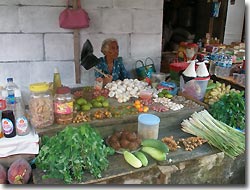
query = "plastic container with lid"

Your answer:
(180, 75), (210, 101)
(54, 86), (74, 125)
(138, 114), (160, 140)
(29, 82), (54, 128)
